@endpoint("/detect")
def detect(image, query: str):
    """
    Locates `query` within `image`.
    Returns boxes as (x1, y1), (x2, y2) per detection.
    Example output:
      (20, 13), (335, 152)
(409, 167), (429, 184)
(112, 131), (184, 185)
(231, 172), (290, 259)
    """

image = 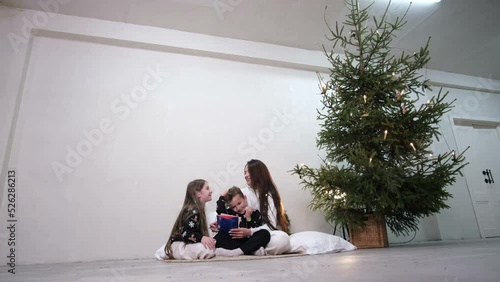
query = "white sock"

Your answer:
(253, 247), (266, 256)
(215, 248), (244, 257)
